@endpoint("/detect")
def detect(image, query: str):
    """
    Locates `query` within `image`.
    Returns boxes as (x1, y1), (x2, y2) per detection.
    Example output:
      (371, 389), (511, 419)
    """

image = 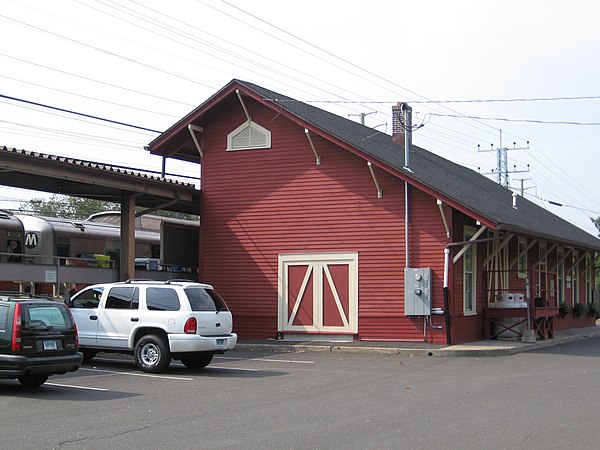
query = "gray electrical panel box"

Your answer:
(404, 267), (432, 316)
